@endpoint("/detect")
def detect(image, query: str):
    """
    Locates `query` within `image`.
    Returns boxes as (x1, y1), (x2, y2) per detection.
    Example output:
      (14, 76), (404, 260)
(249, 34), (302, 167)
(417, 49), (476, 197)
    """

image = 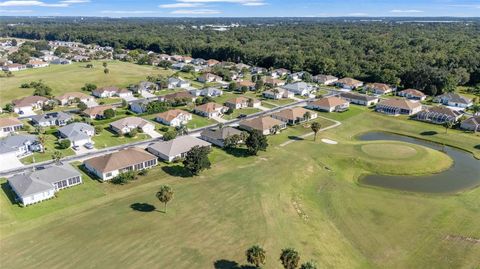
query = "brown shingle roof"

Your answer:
(310, 97), (348, 108)
(272, 107), (312, 121)
(12, 96), (48, 107)
(55, 92), (90, 101)
(399, 89), (426, 97)
(377, 98), (422, 110)
(84, 148), (156, 174)
(110, 117), (151, 129)
(240, 116), (284, 131)
(0, 117), (23, 128)
(337, 77), (363, 86)
(82, 105), (114, 117)
(365, 83), (392, 92)
(163, 91), (194, 101)
(156, 109), (191, 122)
(195, 102), (225, 113)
